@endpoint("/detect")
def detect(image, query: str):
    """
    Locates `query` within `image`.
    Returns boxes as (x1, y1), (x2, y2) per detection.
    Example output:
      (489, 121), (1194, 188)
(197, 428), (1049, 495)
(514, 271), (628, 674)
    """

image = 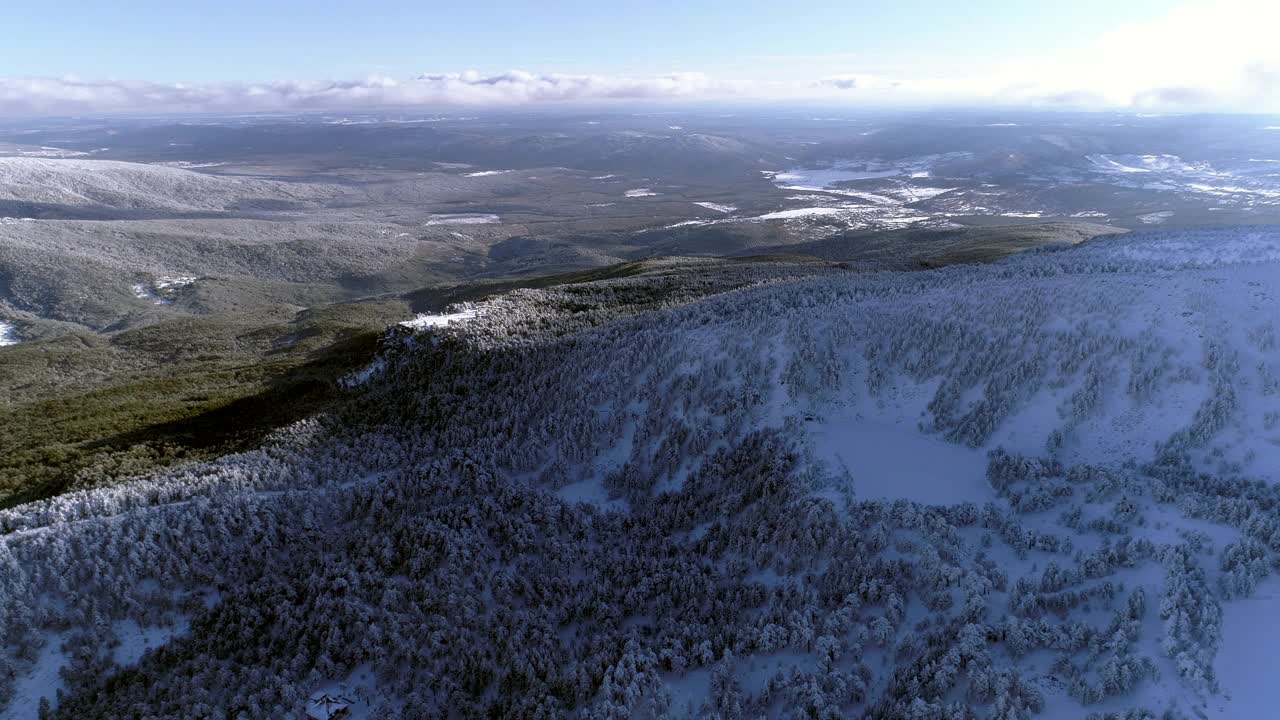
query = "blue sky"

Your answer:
(7, 0), (1179, 82)
(2, 0), (1277, 114)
